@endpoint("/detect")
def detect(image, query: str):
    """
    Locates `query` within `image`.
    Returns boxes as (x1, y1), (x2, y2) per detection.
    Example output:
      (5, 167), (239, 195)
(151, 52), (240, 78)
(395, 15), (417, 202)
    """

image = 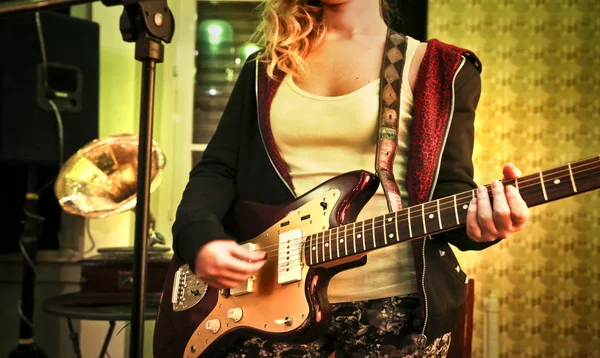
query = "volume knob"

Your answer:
(205, 319), (221, 333)
(227, 308), (243, 323)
